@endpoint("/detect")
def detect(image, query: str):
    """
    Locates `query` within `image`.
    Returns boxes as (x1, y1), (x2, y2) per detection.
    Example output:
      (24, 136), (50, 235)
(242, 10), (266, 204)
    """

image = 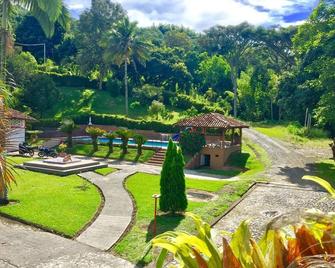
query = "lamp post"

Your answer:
(152, 193), (160, 237)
